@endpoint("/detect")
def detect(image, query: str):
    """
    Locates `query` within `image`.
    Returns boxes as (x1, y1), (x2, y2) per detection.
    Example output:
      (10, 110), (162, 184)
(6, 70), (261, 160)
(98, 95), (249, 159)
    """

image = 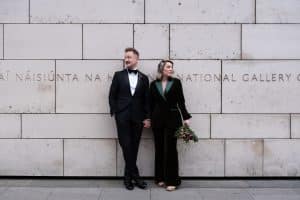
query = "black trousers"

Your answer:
(152, 127), (181, 186)
(115, 116), (143, 179)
